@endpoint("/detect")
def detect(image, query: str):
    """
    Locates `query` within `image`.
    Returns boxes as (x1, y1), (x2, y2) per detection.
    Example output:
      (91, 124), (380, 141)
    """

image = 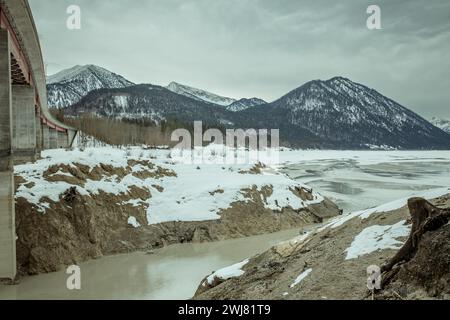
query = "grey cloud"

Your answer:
(29, 0), (450, 118)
